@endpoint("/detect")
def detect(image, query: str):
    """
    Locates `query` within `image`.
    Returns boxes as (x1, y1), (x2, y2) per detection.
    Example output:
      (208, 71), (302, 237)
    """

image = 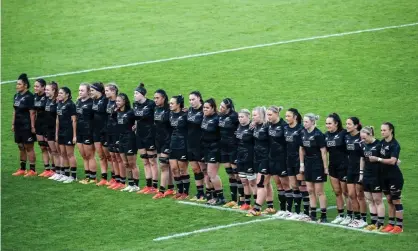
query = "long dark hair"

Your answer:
(288, 108), (302, 124)
(204, 98), (217, 114)
(190, 91), (203, 105)
(36, 78), (46, 87)
(117, 93), (131, 111)
(48, 81), (59, 100)
(18, 73), (30, 89)
(172, 95), (184, 109)
(382, 122), (395, 138)
(348, 117), (362, 131)
(91, 82), (105, 95)
(222, 98), (235, 112)
(155, 89), (169, 109)
(60, 87), (72, 100)
(328, 113), (343, 131)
